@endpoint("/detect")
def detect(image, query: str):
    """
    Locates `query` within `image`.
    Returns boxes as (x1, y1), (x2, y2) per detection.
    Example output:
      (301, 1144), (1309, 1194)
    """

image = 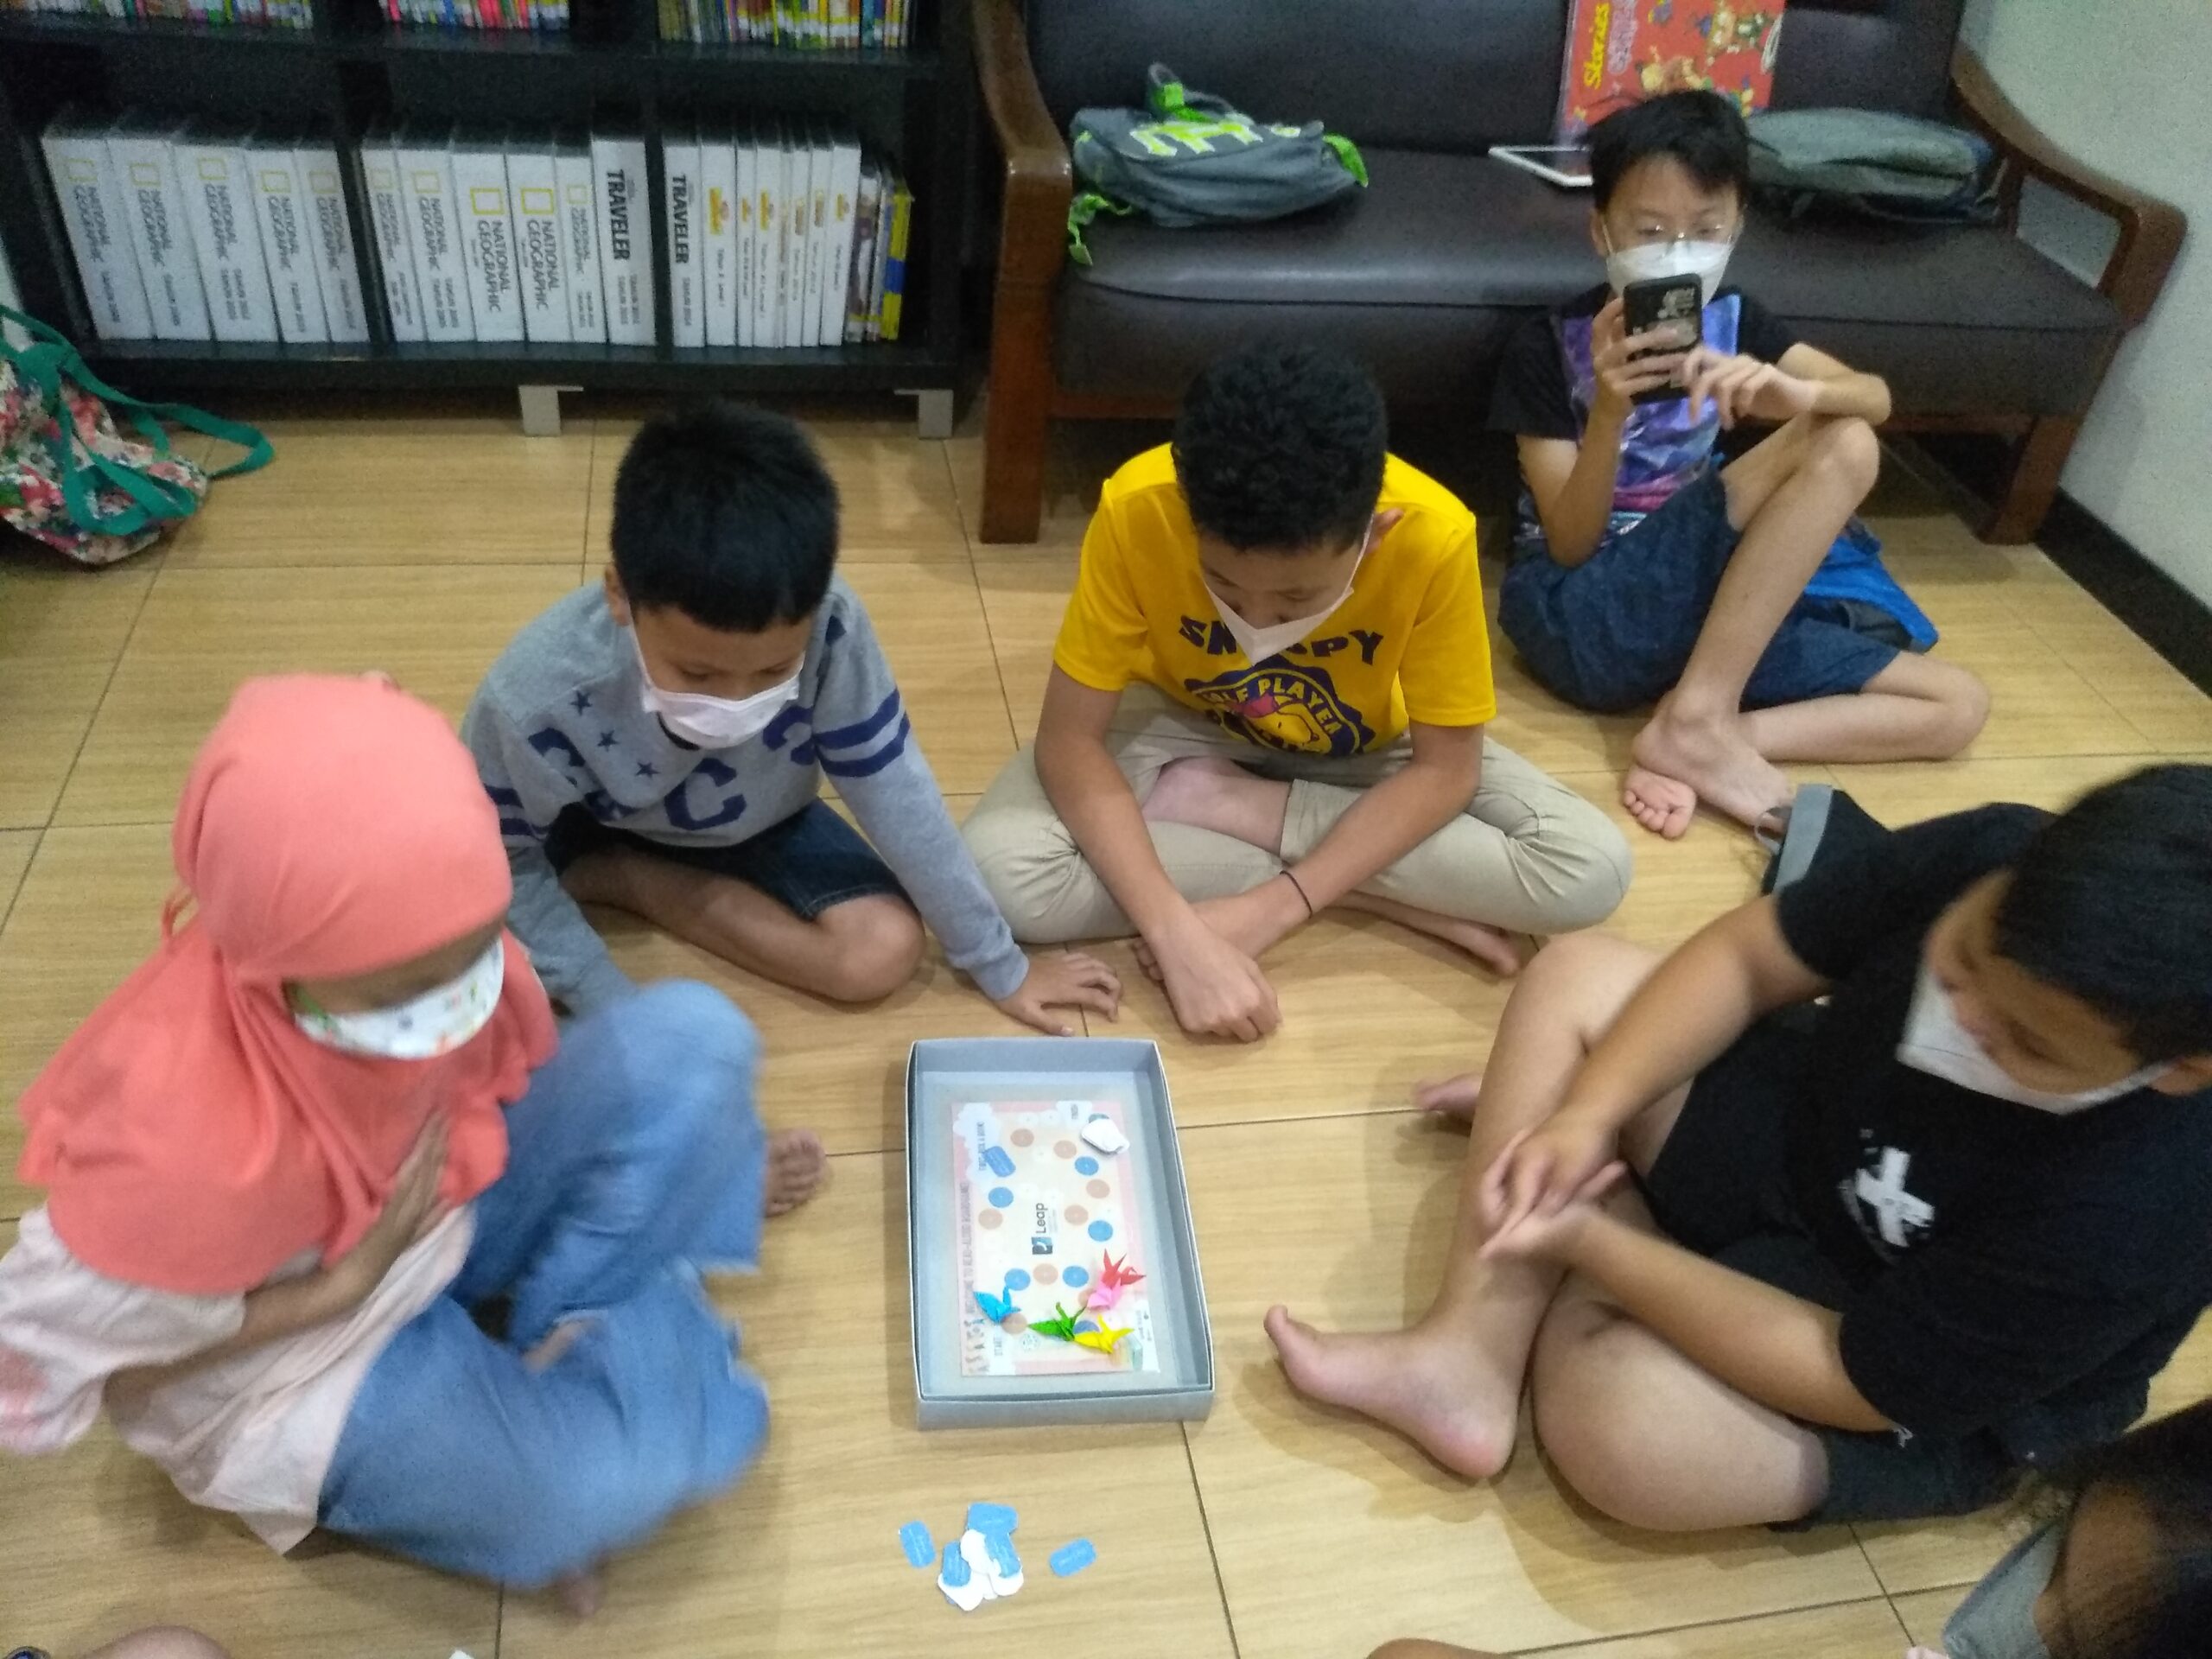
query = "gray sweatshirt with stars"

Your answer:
(461, 579), (1028, 1015)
